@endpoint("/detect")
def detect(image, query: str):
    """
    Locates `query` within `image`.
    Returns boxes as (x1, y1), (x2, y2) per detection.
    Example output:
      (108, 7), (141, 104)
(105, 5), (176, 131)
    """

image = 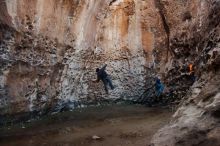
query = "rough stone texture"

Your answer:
(151, 0), (220, 145)
(0, 1), (220, 144)
(0, 0), (168, 115)
(151, 71), (220, 146)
